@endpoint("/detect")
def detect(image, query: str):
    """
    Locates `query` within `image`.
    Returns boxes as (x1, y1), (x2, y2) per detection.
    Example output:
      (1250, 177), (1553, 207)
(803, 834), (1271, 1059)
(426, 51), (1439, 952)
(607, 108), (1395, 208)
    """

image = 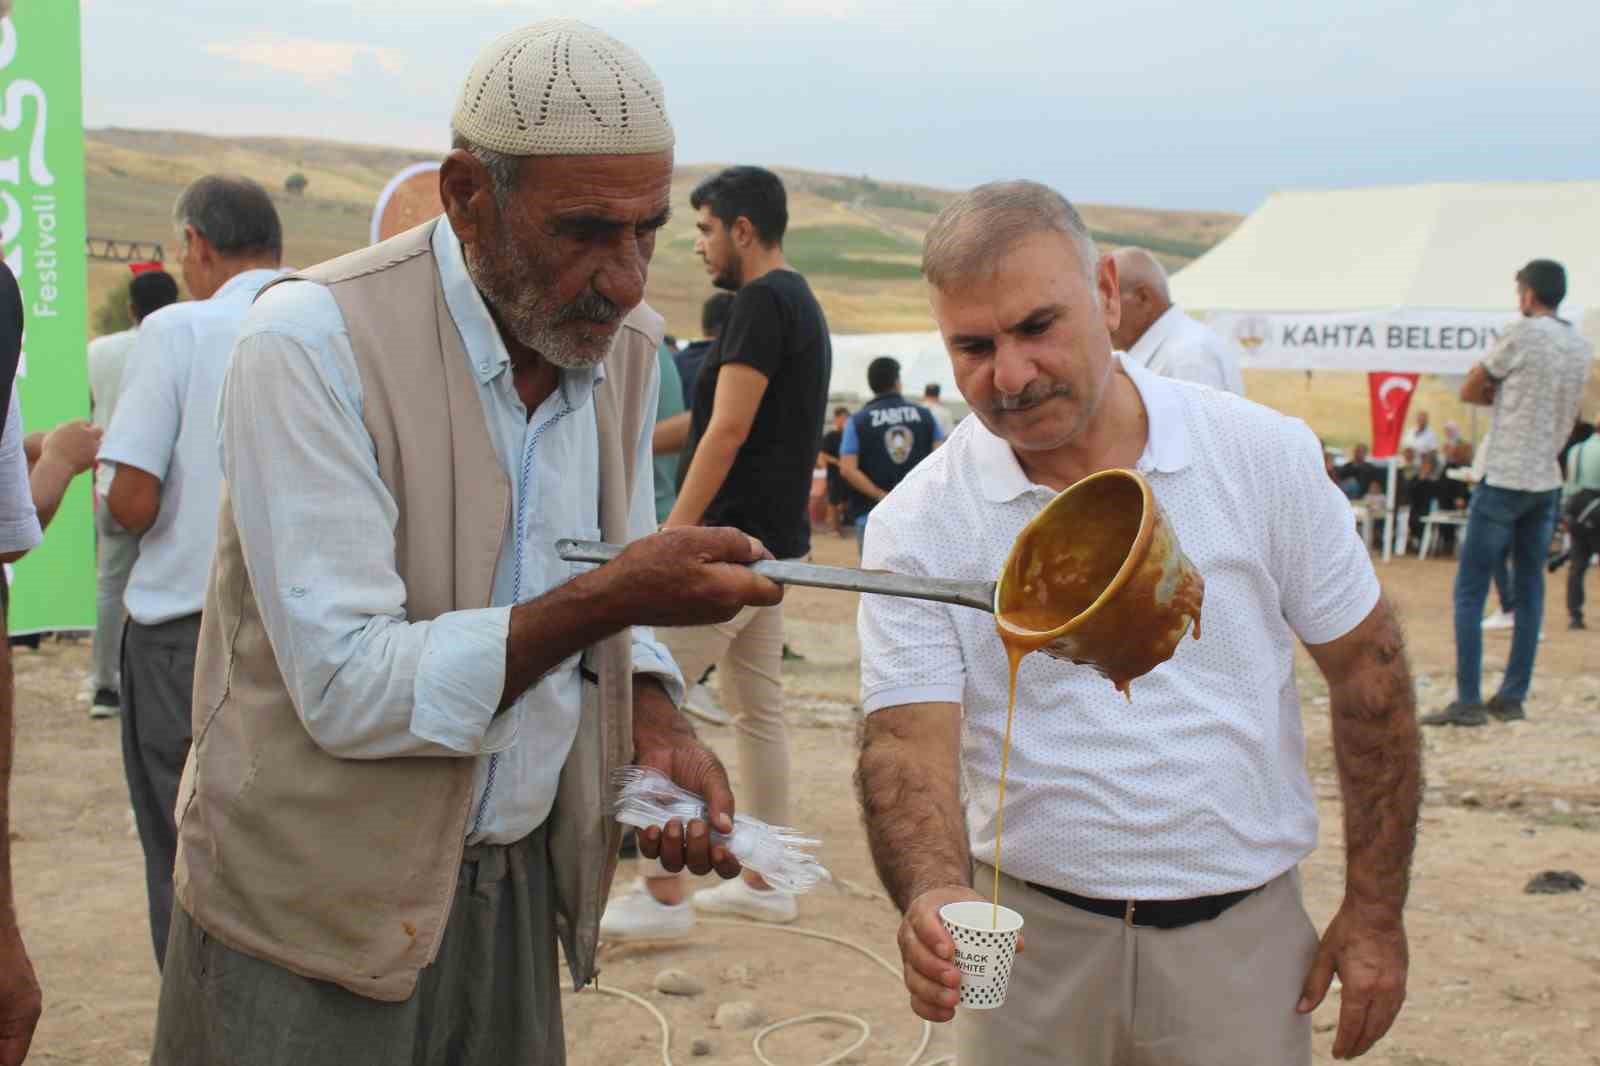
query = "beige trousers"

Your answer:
(645, 604), (787, 883)
(957, 866), (1318, 1066)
